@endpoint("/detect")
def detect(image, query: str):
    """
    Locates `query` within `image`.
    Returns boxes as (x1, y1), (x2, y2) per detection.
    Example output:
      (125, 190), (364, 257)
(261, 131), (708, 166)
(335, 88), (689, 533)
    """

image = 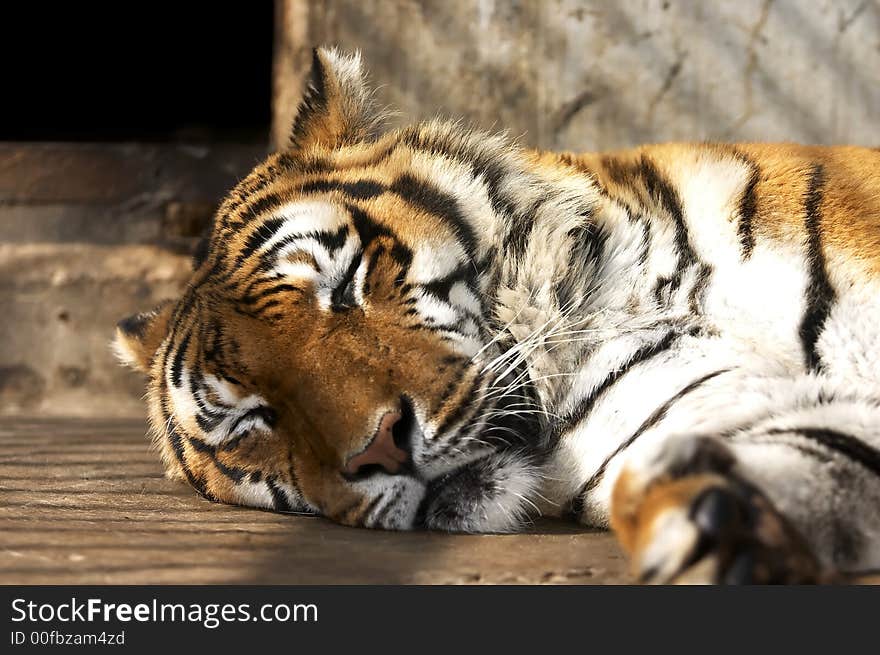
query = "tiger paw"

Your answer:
(611, 436), (826, 584)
